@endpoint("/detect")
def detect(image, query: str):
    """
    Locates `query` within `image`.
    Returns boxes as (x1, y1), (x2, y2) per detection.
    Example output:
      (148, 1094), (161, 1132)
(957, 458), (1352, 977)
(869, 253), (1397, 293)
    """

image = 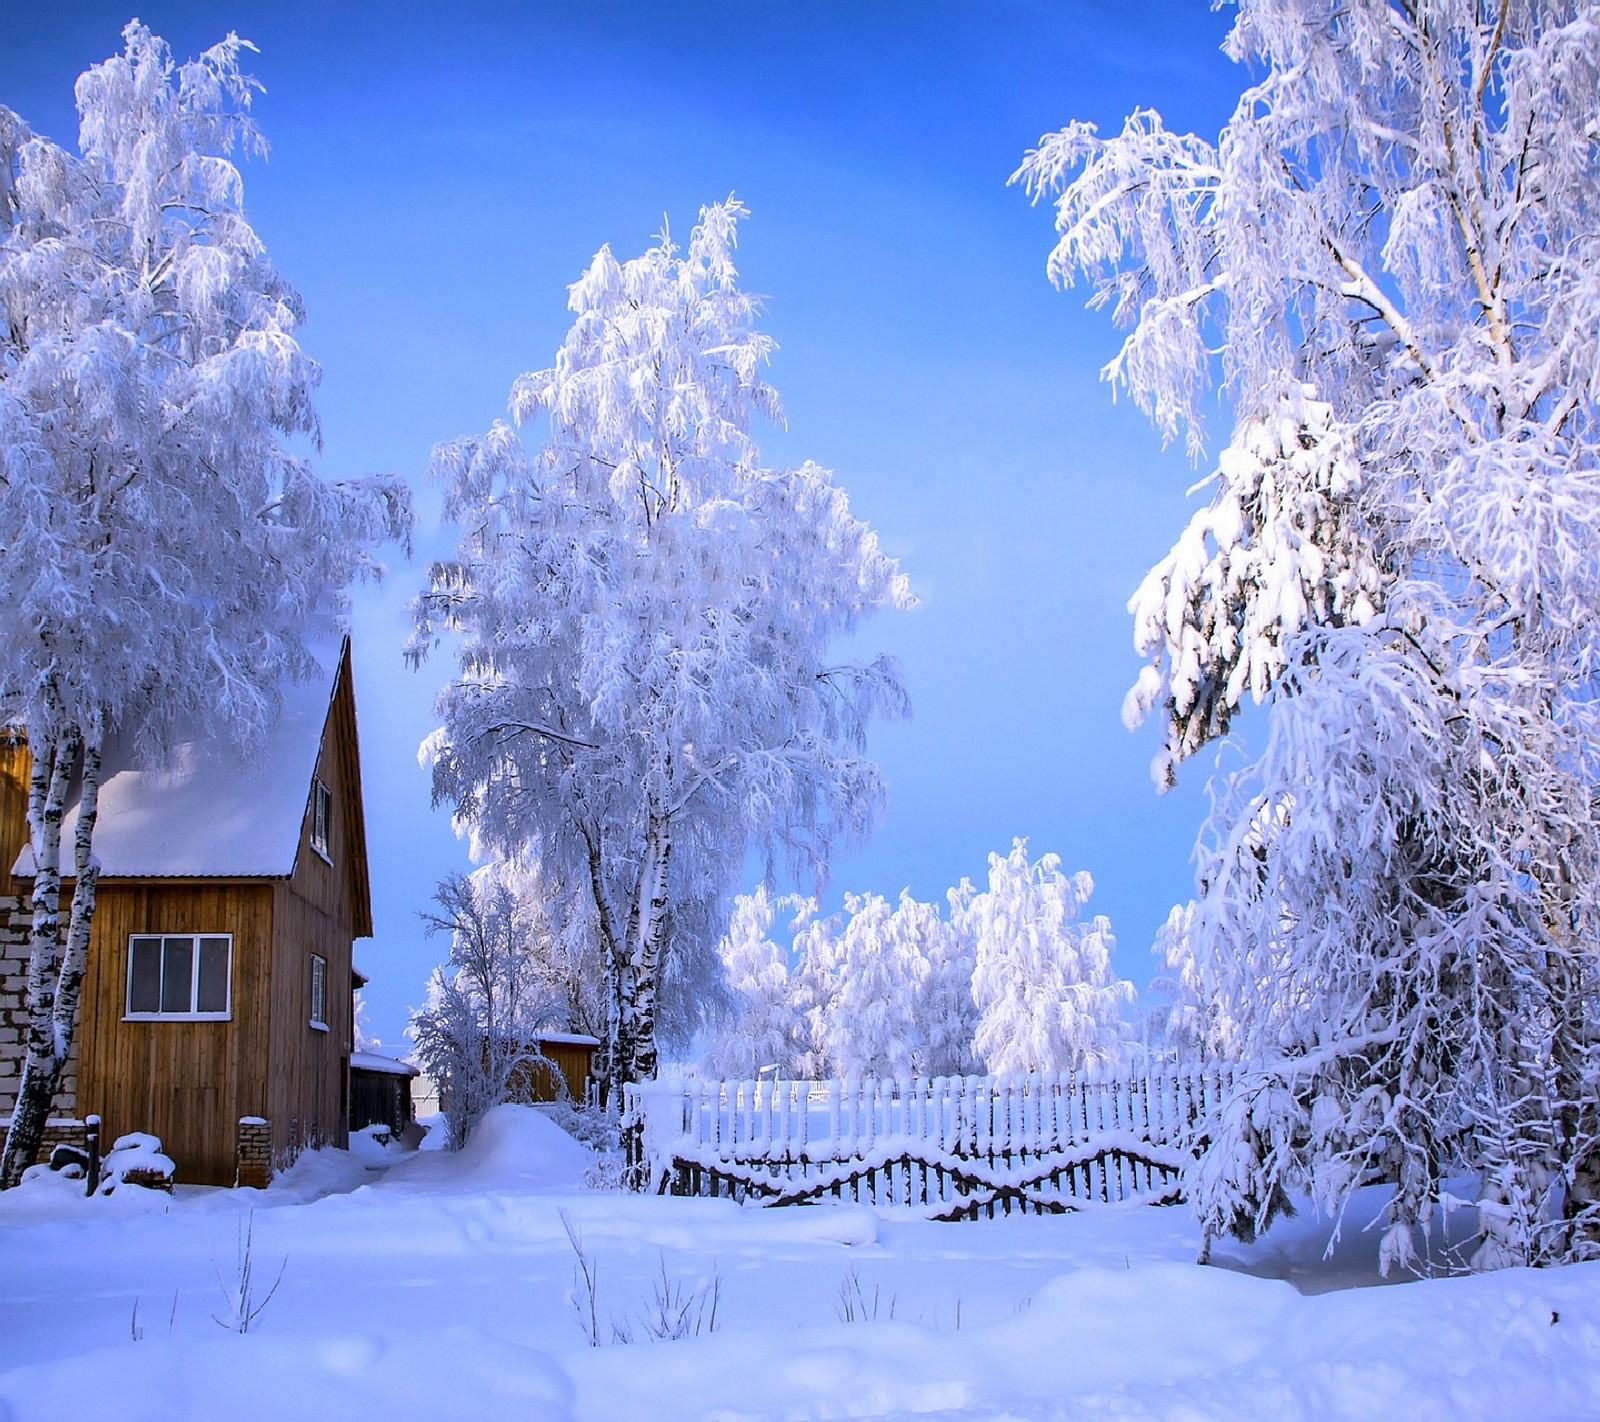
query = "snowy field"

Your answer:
(1, 1107), (1597, 1422)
